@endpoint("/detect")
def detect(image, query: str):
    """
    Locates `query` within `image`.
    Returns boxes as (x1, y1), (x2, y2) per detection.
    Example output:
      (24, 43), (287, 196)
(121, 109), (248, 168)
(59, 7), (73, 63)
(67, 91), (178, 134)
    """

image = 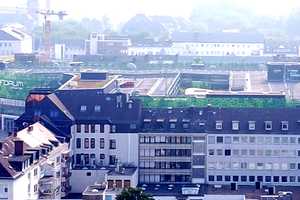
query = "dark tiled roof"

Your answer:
(206, 107), (300, 134)
(172, 32), (264, 43)
(54, 90), (141, 123)
(0, 30), (19, 41)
